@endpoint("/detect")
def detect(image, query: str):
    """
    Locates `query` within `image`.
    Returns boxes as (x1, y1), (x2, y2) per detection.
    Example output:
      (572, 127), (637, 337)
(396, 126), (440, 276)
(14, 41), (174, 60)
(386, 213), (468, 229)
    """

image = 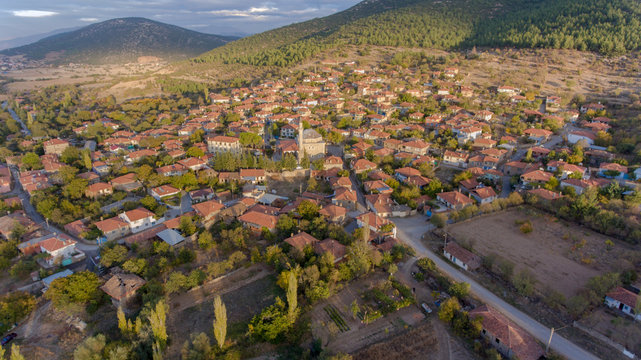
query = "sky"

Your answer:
(0, 0), (363, 41)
